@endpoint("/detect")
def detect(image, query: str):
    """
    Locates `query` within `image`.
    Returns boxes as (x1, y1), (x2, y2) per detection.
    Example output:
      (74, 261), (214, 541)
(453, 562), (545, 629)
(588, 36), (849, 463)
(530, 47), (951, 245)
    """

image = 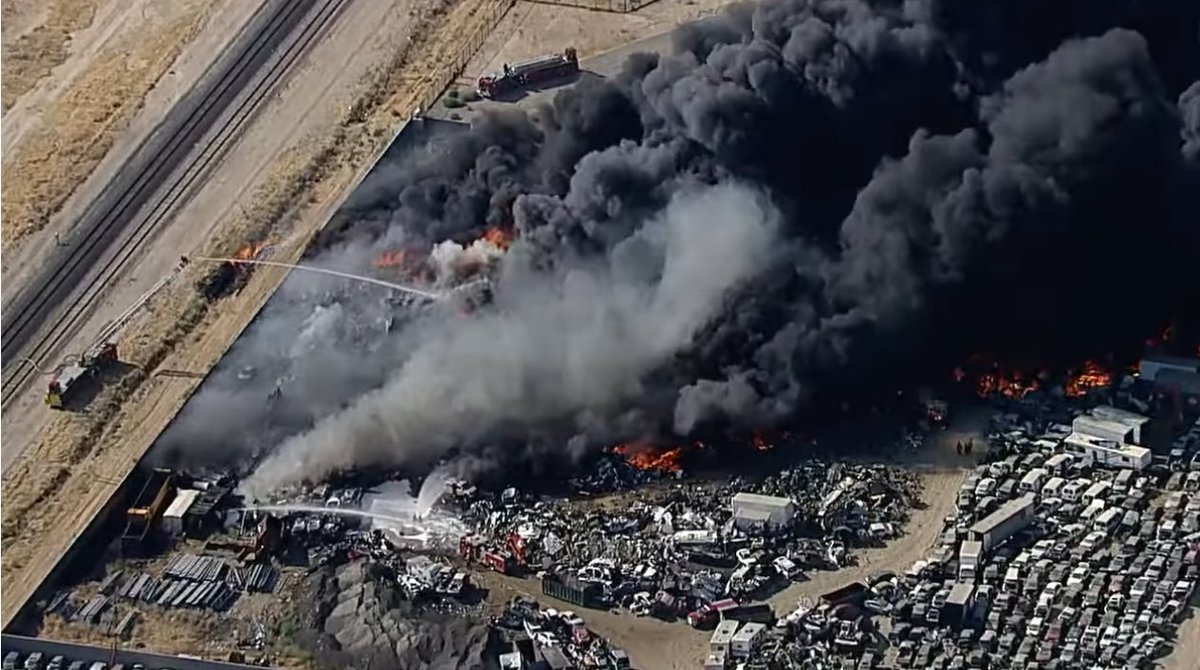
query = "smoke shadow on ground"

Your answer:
(483, 70), (591, 103)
